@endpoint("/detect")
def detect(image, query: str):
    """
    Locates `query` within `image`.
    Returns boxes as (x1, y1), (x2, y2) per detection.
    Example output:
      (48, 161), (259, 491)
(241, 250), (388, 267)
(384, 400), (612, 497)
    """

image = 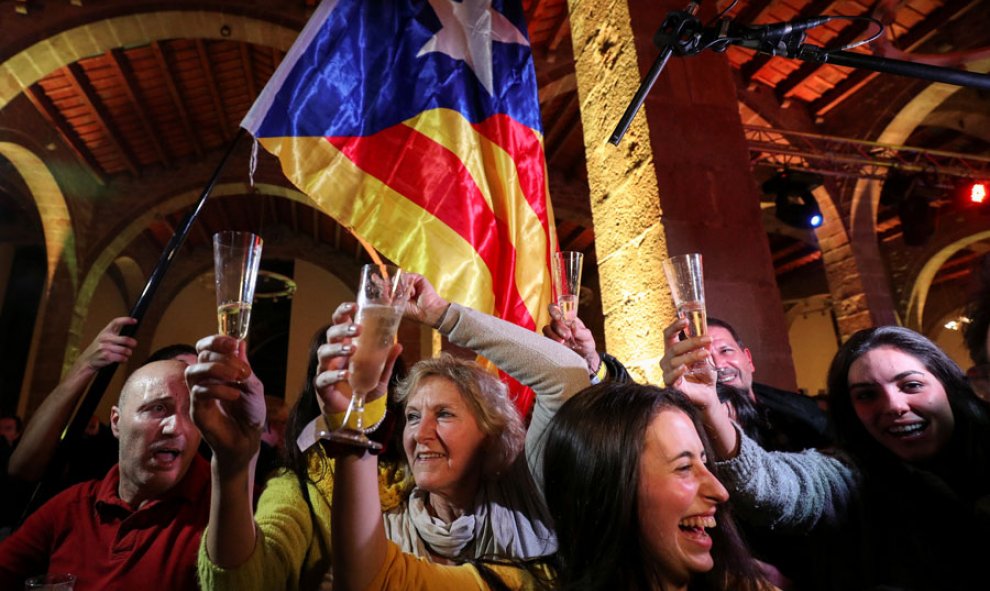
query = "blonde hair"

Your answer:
(395, 354), (524, 478)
